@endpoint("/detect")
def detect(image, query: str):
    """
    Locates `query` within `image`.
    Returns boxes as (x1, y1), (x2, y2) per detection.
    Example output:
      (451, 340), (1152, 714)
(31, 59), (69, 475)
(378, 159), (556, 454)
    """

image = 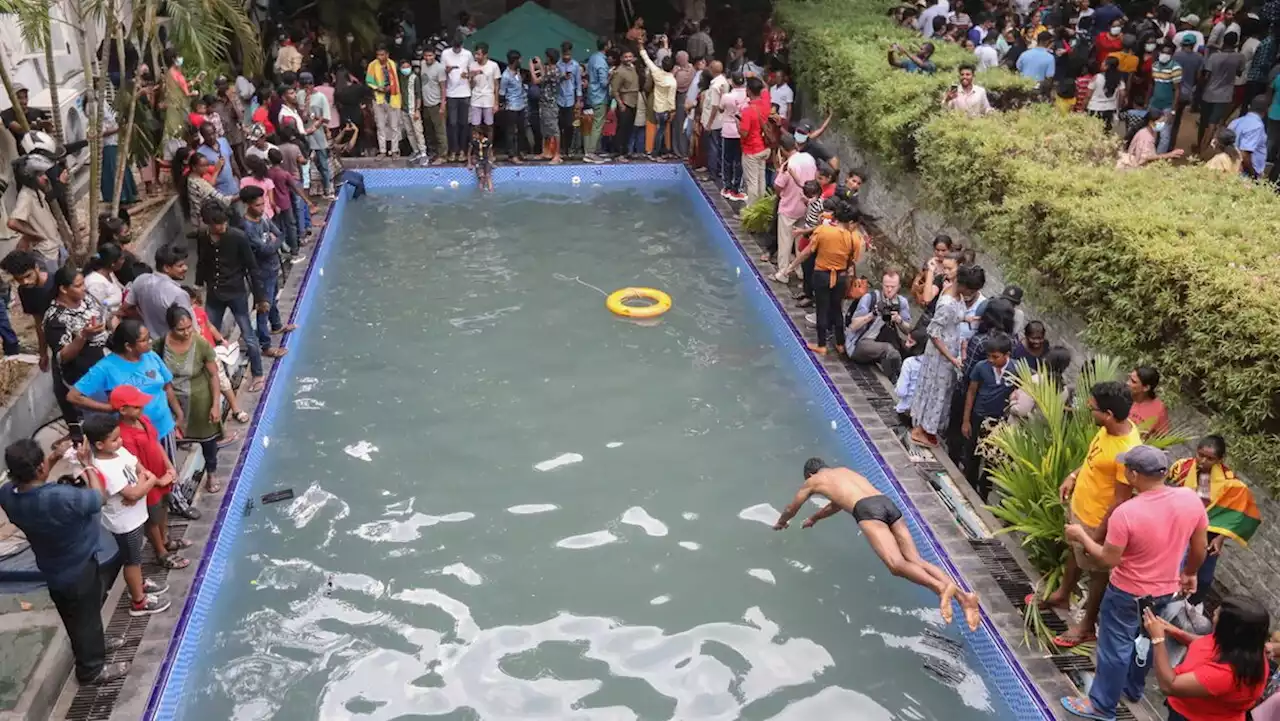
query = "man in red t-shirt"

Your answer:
(111, 386), (190, 569)
(738, 77), (773, 206)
